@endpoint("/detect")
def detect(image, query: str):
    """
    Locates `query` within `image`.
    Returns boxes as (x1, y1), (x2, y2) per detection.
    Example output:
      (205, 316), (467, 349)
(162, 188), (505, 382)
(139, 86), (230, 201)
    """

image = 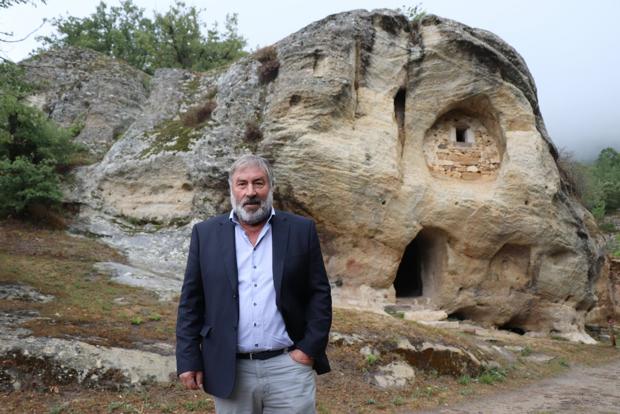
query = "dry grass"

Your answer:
(1, 219), (619, 413)
(0, 219), (177, 348)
